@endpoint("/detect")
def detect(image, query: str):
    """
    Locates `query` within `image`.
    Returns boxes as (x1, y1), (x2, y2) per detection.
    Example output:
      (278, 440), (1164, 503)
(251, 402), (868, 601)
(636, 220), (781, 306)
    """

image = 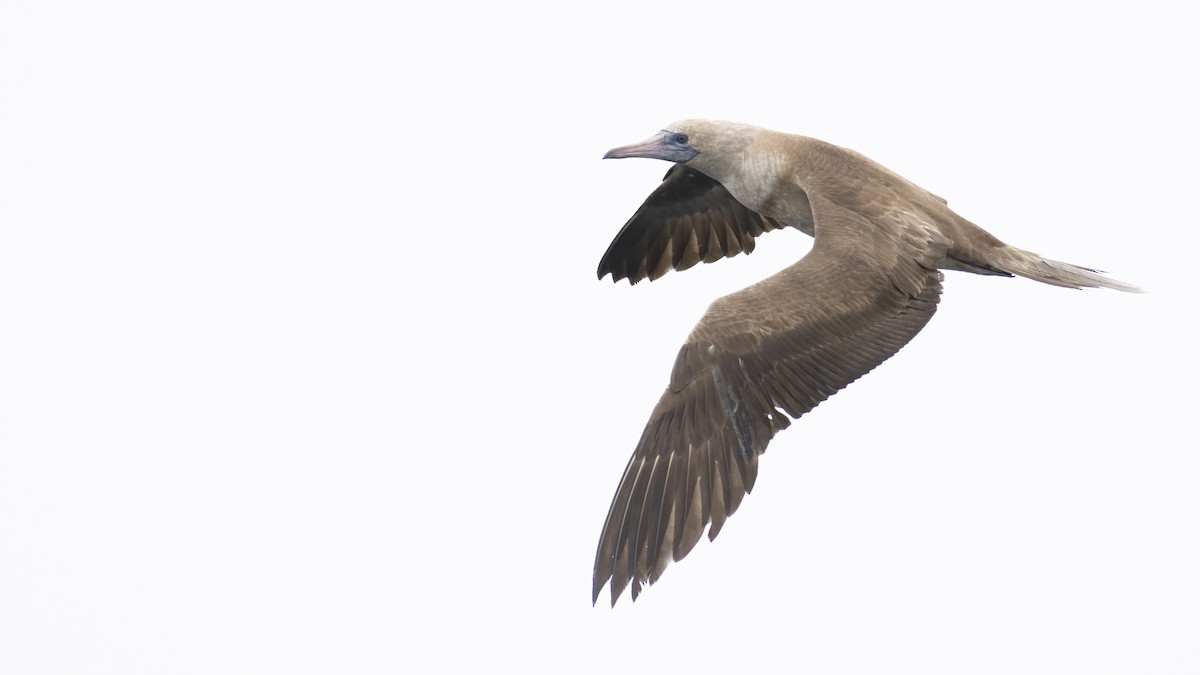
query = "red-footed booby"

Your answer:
(592, 120), (1138, 606)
